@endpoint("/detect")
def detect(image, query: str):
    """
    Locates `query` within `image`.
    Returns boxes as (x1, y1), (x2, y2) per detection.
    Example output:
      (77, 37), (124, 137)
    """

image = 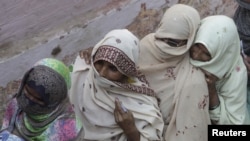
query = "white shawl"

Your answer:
(138, 4), (211, 141)
(70, 29), (164, 141)
(190, 15), (250, 124)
